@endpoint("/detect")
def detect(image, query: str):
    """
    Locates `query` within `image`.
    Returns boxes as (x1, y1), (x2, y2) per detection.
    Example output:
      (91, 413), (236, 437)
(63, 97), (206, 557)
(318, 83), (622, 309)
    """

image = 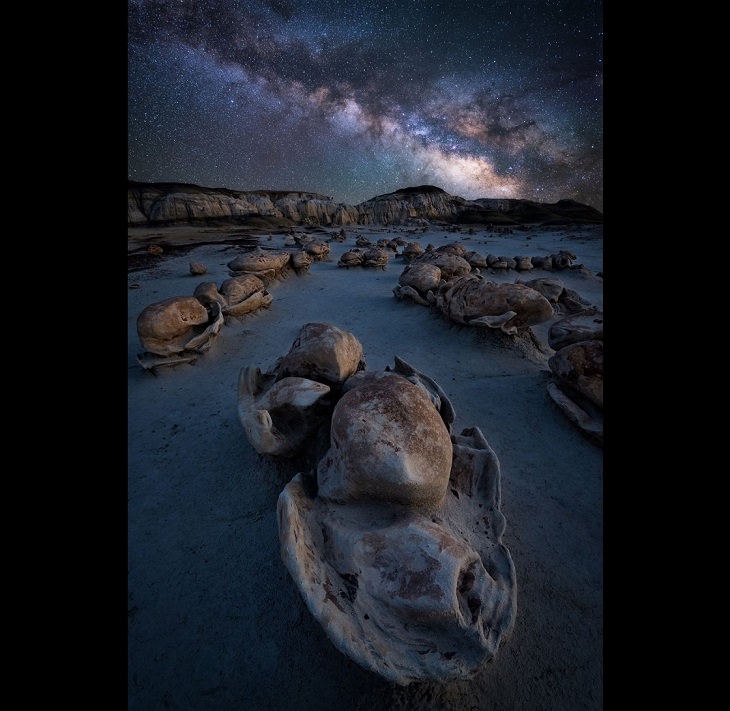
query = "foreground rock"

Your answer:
(238, 323), (516, 685)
